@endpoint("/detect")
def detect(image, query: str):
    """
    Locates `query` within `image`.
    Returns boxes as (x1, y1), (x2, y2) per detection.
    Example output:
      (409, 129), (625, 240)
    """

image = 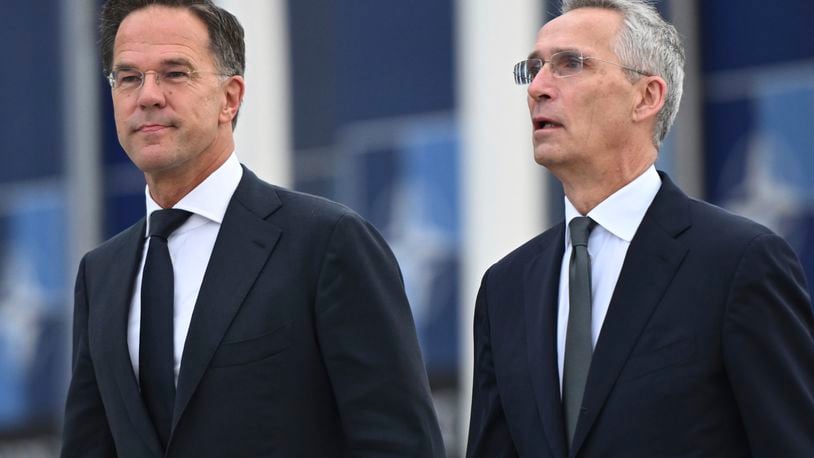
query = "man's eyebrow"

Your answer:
(160, 58), (194, 68)
(527, 47), (582, 60)
(112, 62), (137, 71)
(112, 58), (194, 71)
